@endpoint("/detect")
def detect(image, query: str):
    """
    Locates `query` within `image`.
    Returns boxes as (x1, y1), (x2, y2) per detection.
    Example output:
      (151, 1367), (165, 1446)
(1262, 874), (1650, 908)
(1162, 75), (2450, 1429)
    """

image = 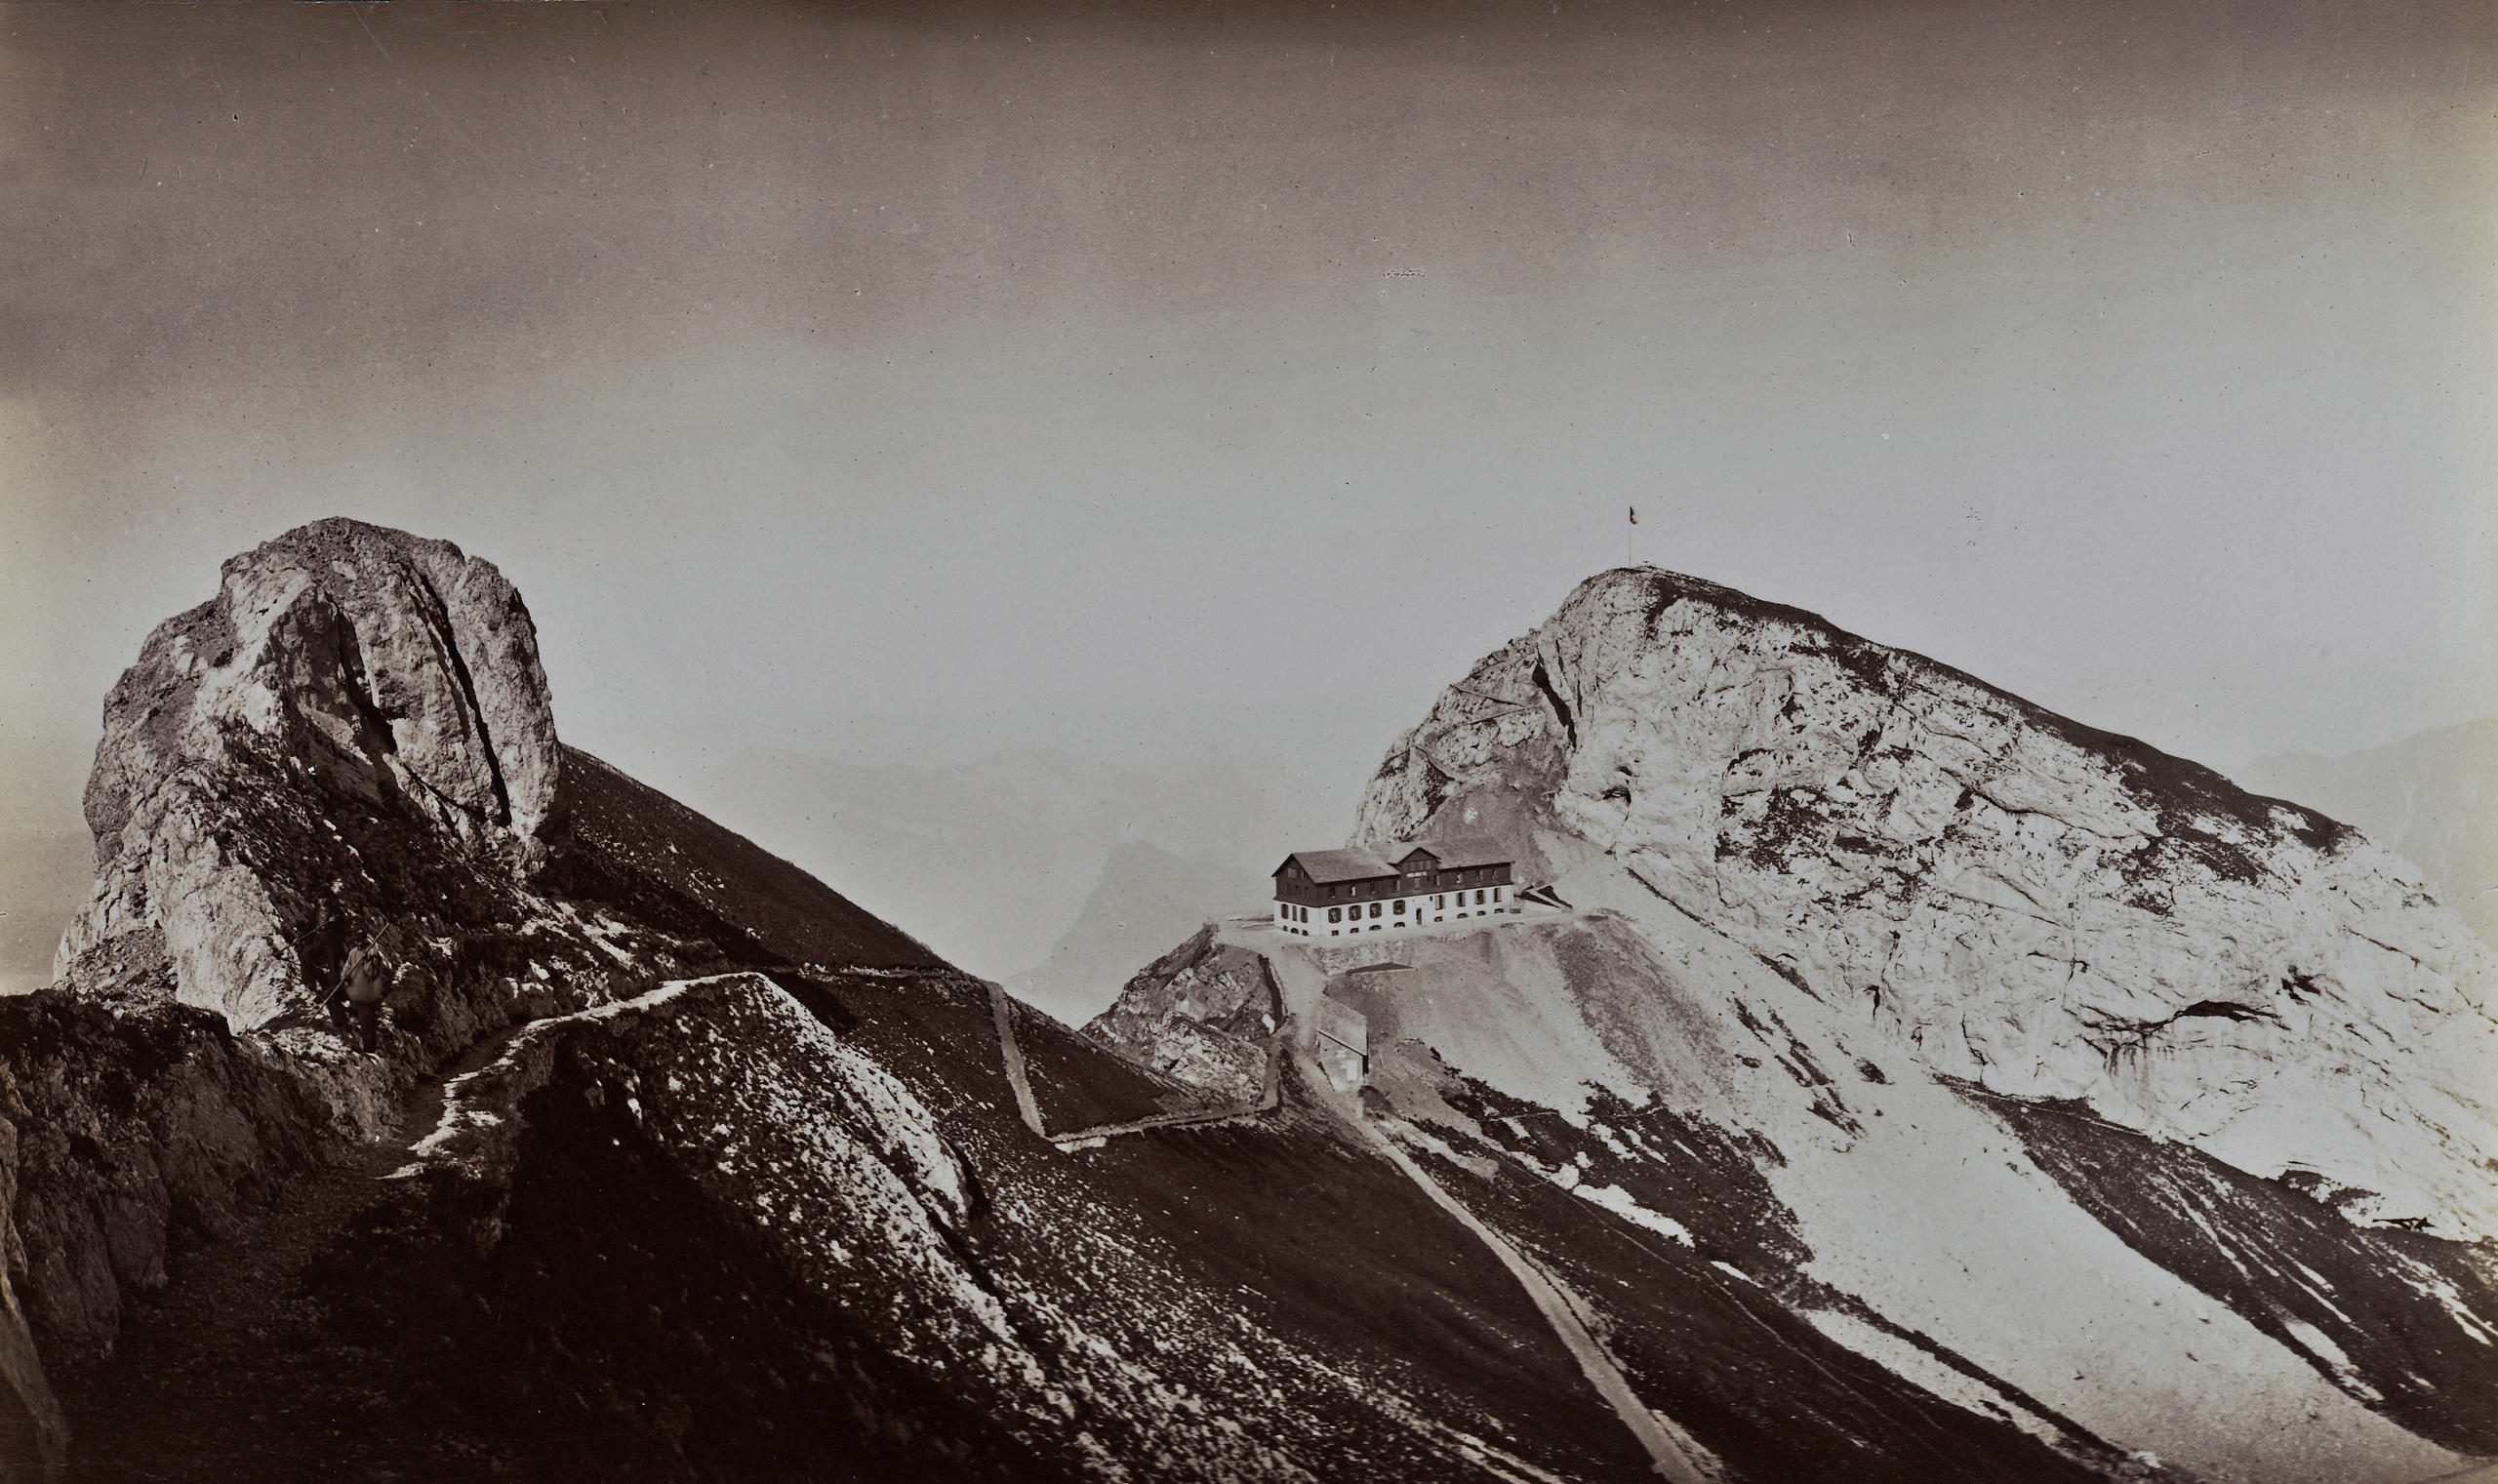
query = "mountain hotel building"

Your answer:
(1271, 838), (1515, 937)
